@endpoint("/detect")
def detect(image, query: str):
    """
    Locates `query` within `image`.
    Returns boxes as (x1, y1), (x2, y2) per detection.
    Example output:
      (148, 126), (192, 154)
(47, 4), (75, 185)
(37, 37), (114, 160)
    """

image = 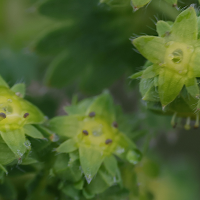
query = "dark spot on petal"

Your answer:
(105, 139), (112, 145)
(24, 113), (29, 118)
(112, 121), (118, 128)
(82, 130), (89, 136)
(89, 112), (95, 118)
(164, 31), (171, 37)
(0, 112), (6, 119)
